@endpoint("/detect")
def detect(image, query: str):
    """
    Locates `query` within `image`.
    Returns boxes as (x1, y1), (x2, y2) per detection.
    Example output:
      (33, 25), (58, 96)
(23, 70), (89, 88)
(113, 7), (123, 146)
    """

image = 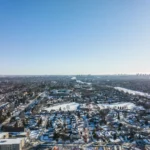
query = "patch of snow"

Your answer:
(114, 87), (150, 99)
(71, 77), (76, 80)
(110, 138), (121, 143)
(76, 80), (84, 84)
(76, 80), (91, 85)
(29, 130), (40, 139)
(43, 102), (79, 112)
(98, 102), (136, 110)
